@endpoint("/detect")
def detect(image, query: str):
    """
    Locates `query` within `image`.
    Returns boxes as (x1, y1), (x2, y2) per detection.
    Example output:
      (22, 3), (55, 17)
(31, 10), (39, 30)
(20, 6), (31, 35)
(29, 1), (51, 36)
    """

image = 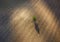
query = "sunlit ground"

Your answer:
(0, 0), (60, 42)
(9, 0), (60, 42)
